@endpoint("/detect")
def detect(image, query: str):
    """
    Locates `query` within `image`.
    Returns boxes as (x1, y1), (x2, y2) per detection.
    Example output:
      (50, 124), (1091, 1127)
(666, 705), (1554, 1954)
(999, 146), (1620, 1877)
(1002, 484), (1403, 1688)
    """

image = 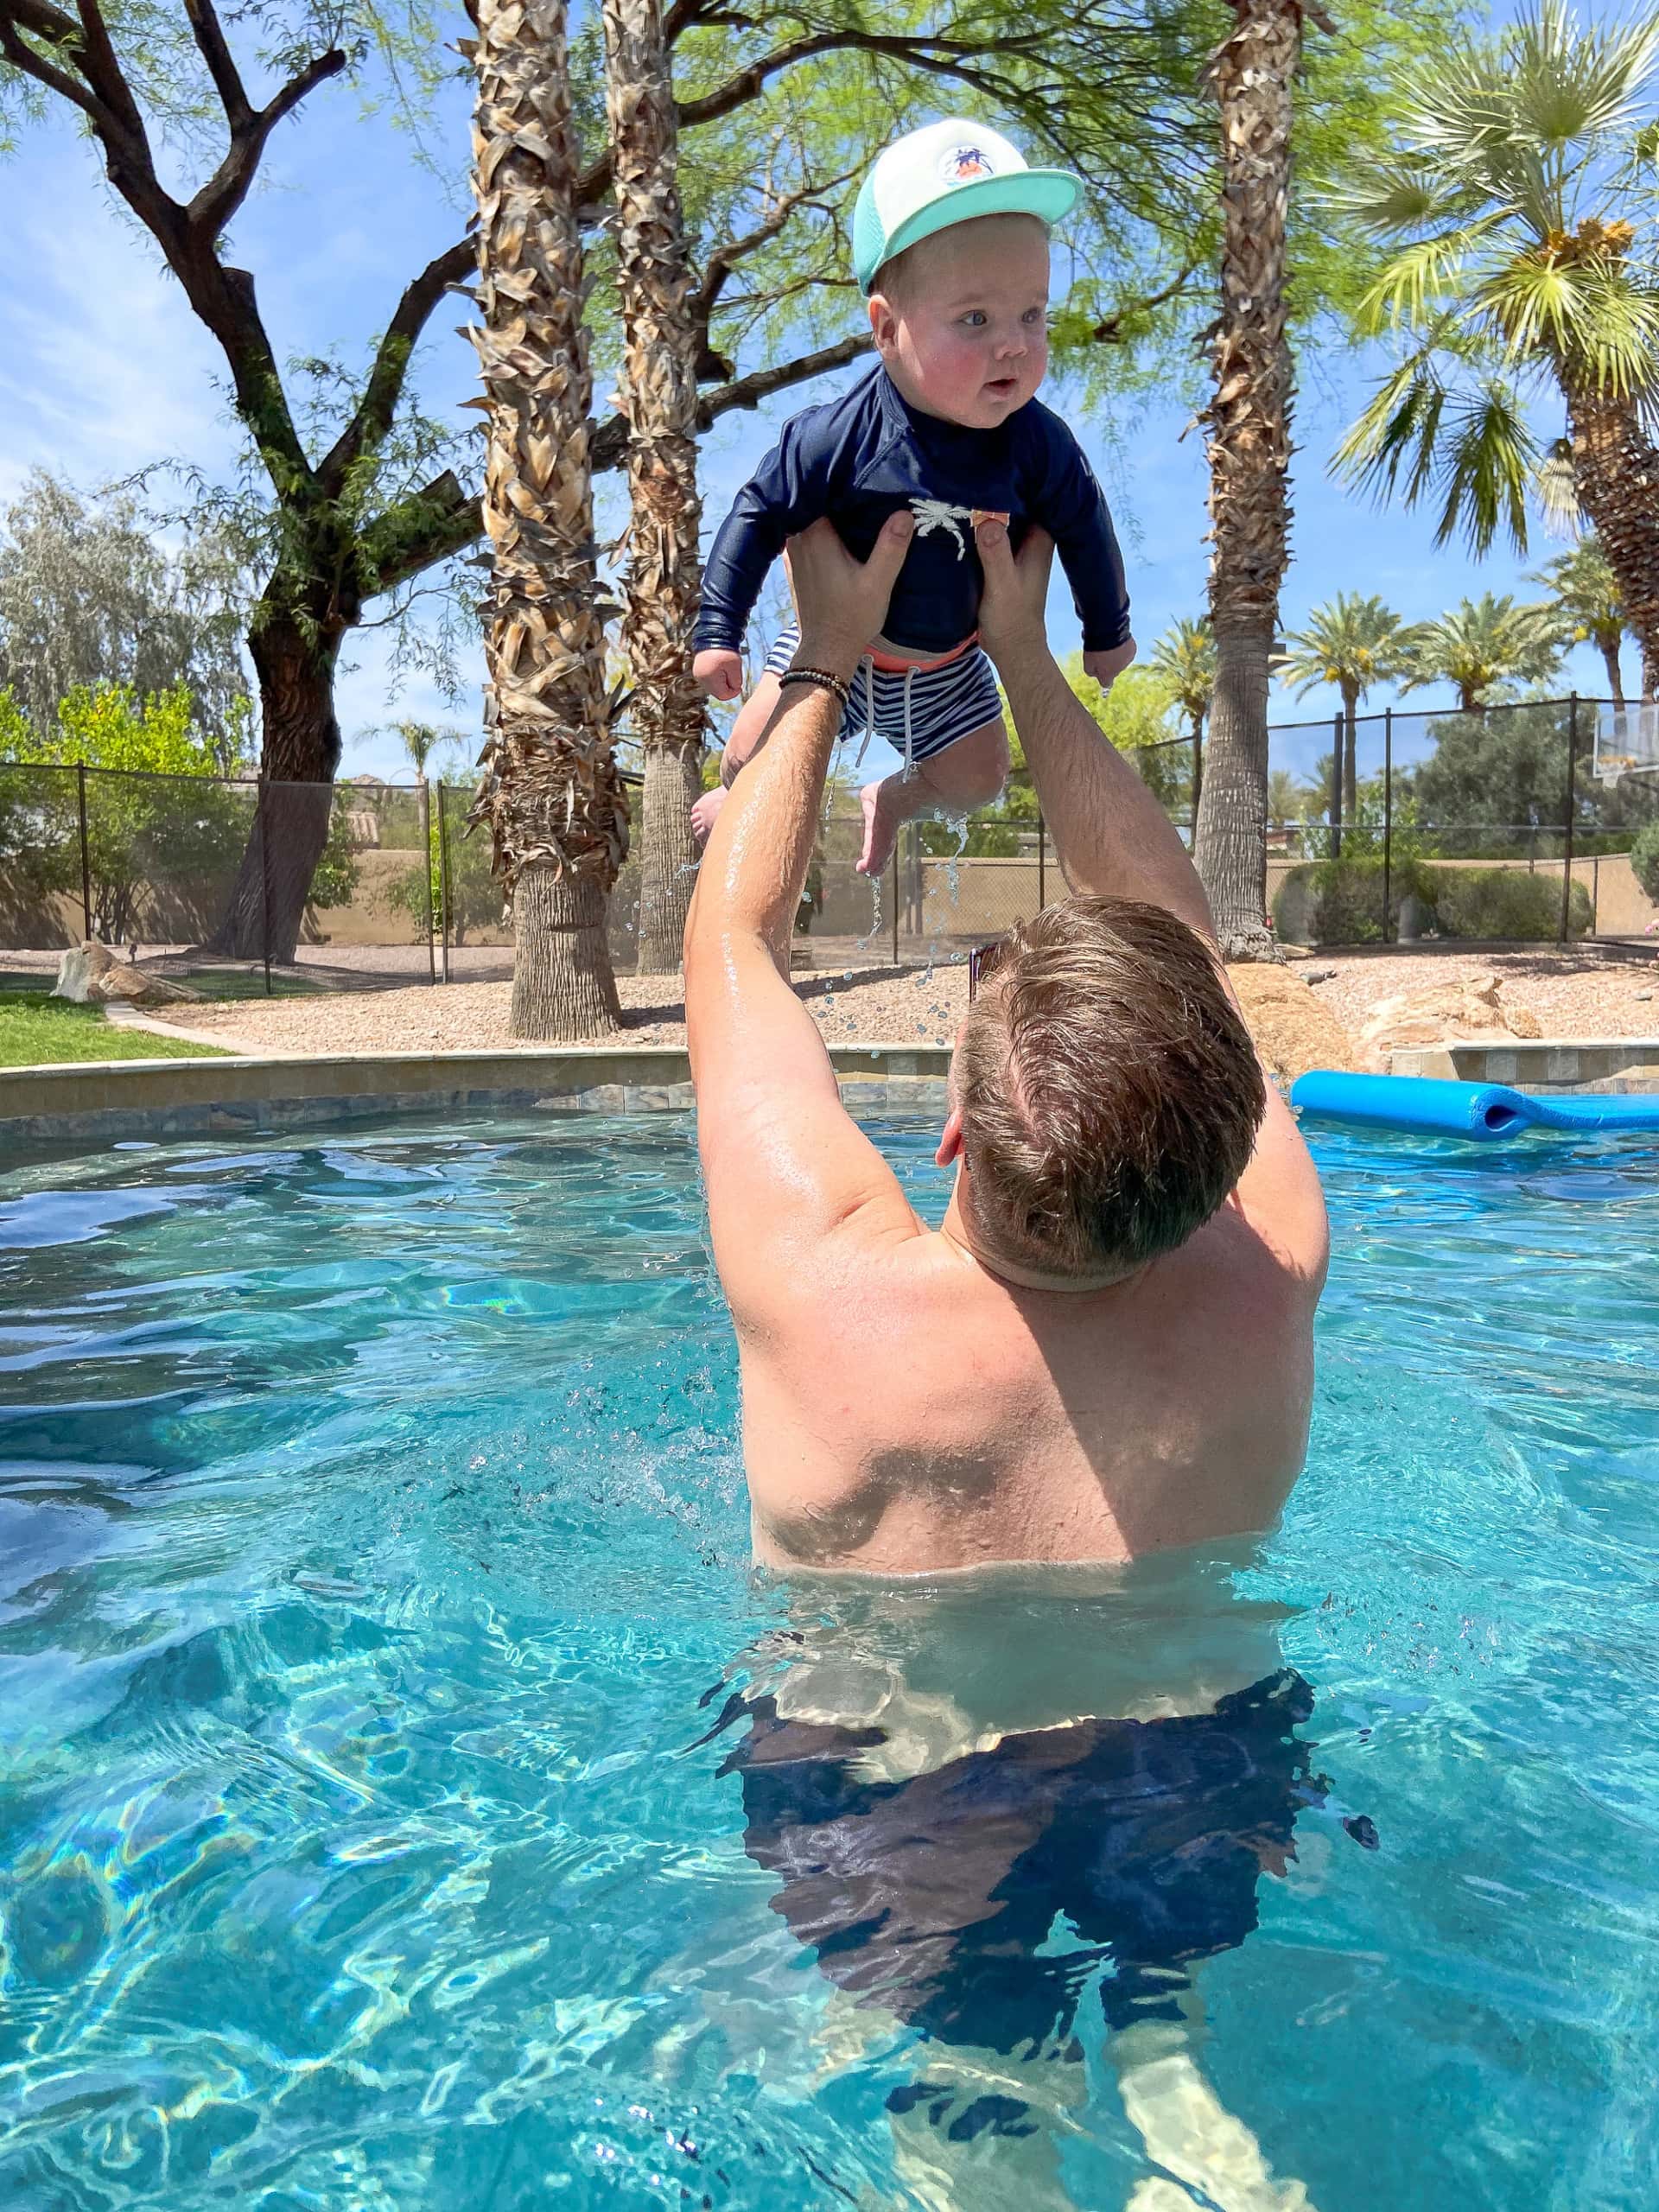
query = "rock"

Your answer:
(52, 941), (200, 1009)
(1354, 972), (1543, 1073)
(1225, 962), (1359, 1086)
